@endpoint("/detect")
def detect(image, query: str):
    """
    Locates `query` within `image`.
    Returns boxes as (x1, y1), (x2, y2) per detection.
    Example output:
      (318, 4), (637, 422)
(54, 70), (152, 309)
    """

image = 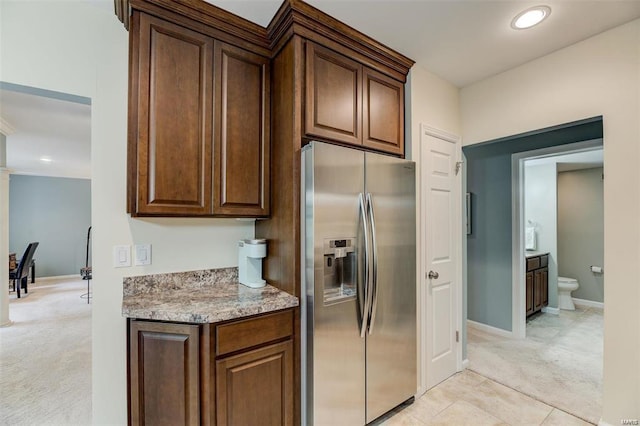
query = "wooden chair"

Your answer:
(9, 242), (39, 298)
